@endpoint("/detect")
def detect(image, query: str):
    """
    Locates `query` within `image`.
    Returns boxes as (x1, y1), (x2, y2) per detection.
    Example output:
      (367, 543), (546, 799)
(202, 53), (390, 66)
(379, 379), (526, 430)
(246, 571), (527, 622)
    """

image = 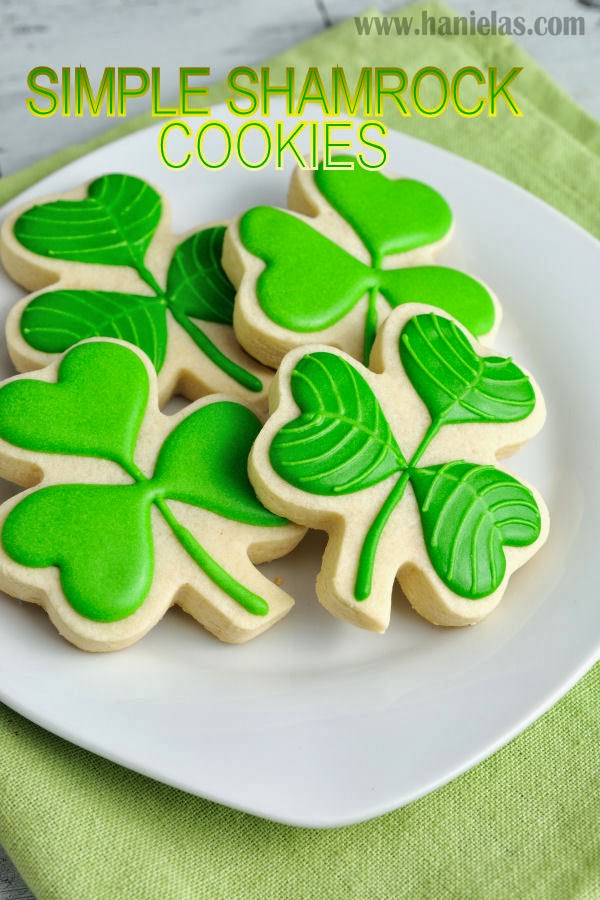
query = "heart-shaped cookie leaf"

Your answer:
(409, 461), (541, 598)
(314, 156), (452, 263)
(239, 207), (375, 332)
(167, 227), (235, 324)
(400, 313), (535, 425)
(21, 289), (168, 371)
(380, 267), (496, 338)
(2, 482), (155, 621)
(270, 352), (406, 495)
(154, 401), (287, 526)
(13, 173), (162, 270)
(0, 341), (149, 468)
